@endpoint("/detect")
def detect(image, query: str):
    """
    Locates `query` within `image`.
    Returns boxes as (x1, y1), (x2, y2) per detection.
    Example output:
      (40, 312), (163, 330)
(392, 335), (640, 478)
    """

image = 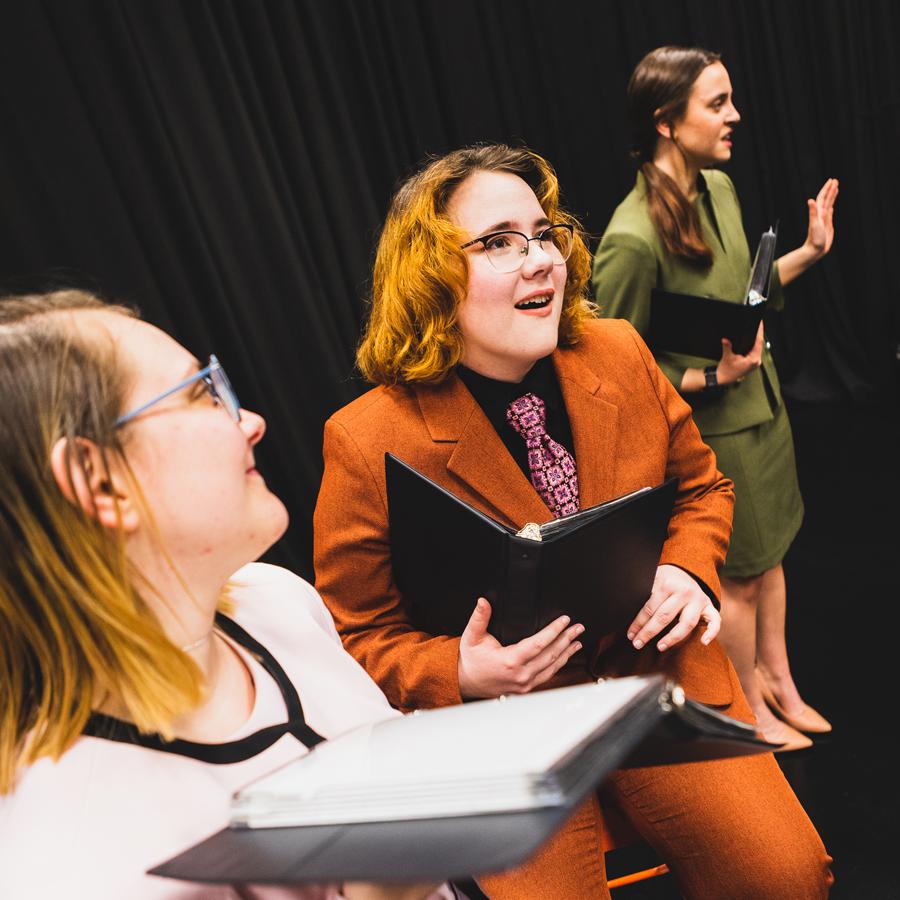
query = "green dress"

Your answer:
(592, 168), (803, 577)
